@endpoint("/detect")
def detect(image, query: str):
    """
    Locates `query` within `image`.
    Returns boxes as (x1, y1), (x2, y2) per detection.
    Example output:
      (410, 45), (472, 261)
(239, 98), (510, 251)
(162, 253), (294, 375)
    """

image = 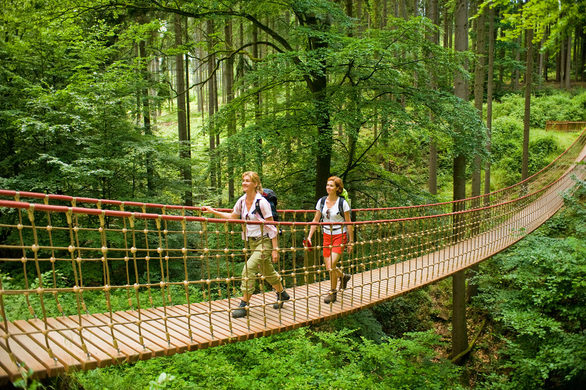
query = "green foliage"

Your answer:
(328, 309), (387, 343)
(472, 184), (586, 389)
(72, 328), (463, 390)
(490, 90), (586, 129)
(0, 1), (190, 203)
(149, 372), (176, 390)
(487, 89), (586, 188)
(370, 289), (433, 338)
(13, 368), (43, 390)
(208, 12), (486, 208)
